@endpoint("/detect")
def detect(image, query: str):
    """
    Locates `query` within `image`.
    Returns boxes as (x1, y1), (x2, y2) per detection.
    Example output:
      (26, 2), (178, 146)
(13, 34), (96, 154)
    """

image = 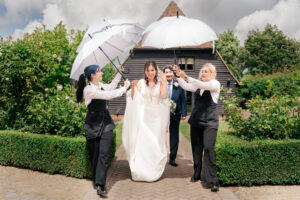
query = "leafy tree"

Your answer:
(216, 30), (243, 80)
(0, 22), (84, 127)
(243, 24), (300, 75)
